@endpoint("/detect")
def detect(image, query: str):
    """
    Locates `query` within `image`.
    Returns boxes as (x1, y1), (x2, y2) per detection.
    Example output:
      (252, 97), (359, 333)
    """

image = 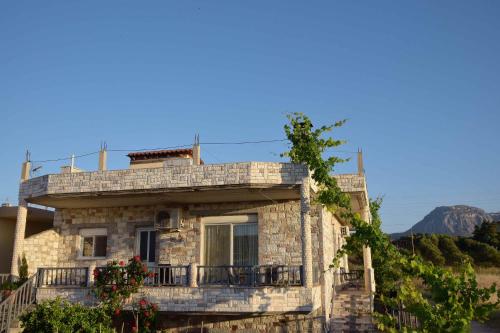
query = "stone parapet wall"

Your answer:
(20, 162), (309, 198)
(36, 285), (322, 314)
(333, 174), (366, 193)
